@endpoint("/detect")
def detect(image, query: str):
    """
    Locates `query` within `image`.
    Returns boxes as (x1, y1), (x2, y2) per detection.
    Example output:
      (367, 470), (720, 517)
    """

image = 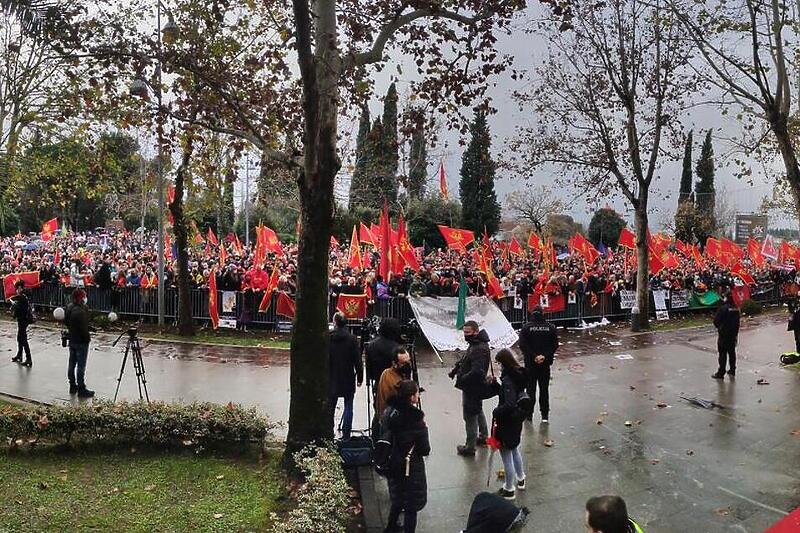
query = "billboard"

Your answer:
(734, 214), (768, 245)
